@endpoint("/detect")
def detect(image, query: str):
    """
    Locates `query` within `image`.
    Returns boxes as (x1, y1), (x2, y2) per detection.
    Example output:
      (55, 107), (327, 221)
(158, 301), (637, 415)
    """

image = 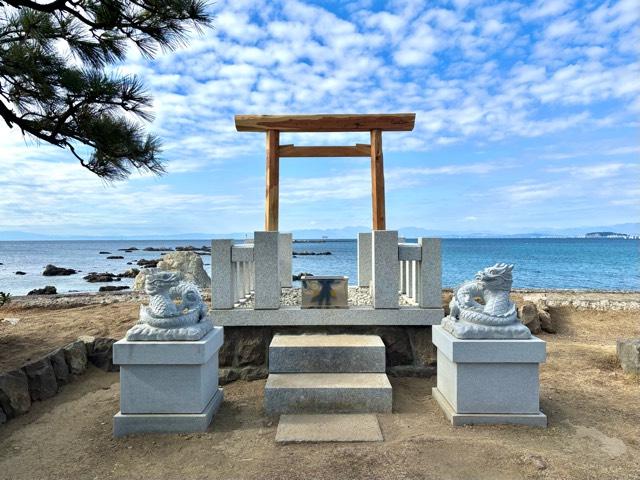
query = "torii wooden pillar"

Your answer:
(234, 113), (416, 231)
